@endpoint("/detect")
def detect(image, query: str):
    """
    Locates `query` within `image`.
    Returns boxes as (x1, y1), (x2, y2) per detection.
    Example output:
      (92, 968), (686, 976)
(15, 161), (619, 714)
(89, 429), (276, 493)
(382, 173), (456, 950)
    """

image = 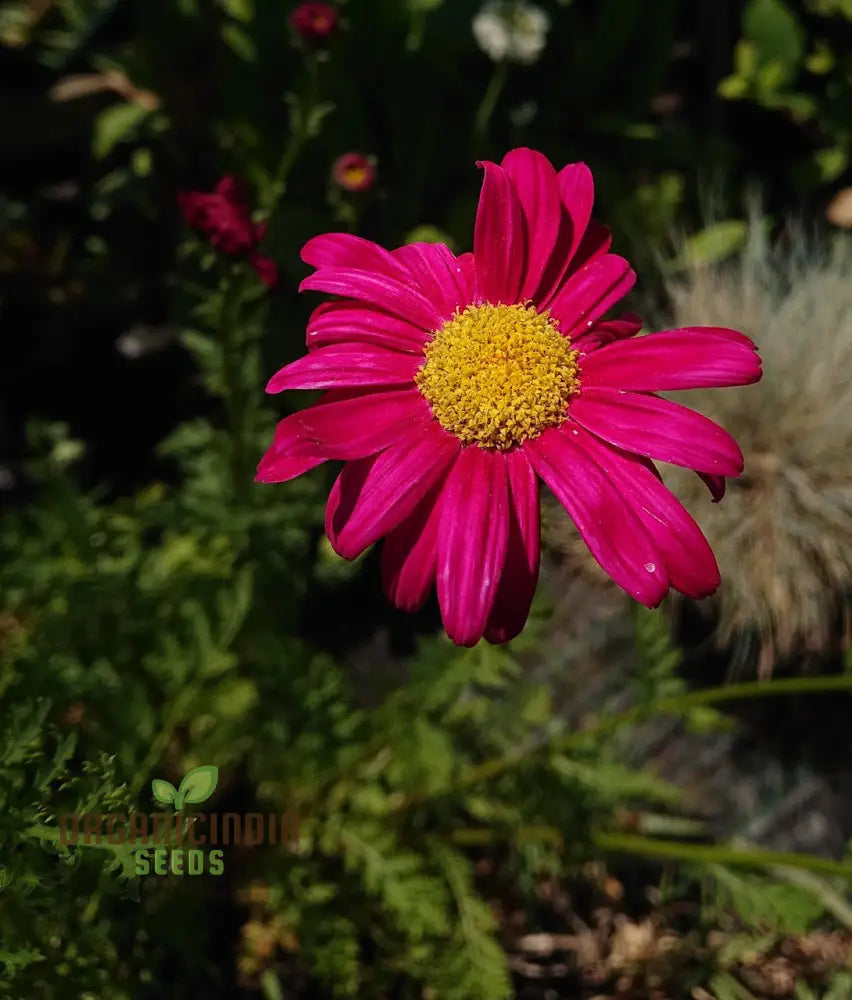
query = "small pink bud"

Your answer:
(289, 3), (338, 42)
(332, 152), (376, 193)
